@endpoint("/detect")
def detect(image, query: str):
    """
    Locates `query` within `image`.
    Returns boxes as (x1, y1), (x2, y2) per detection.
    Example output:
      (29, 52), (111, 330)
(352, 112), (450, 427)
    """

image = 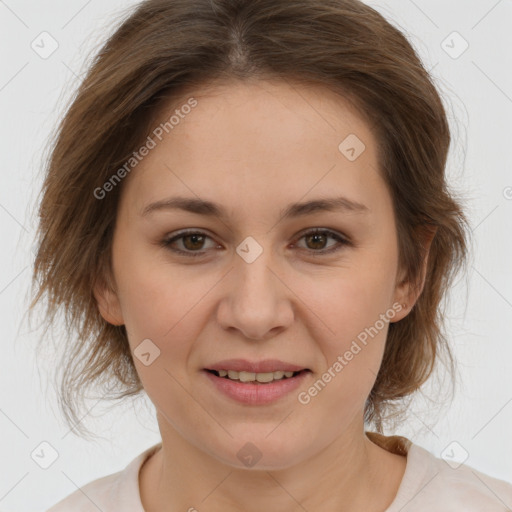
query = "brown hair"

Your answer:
(30, 0), (470, 438)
